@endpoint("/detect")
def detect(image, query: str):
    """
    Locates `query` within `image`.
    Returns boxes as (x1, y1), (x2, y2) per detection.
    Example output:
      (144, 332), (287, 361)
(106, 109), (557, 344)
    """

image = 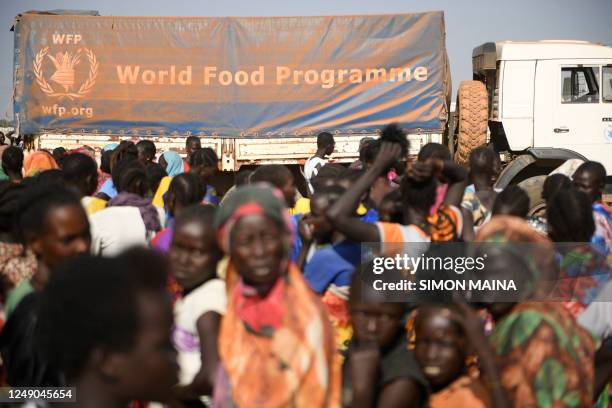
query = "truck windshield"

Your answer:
(561, 66), (600, 103)
(603, 66), (612, 103)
